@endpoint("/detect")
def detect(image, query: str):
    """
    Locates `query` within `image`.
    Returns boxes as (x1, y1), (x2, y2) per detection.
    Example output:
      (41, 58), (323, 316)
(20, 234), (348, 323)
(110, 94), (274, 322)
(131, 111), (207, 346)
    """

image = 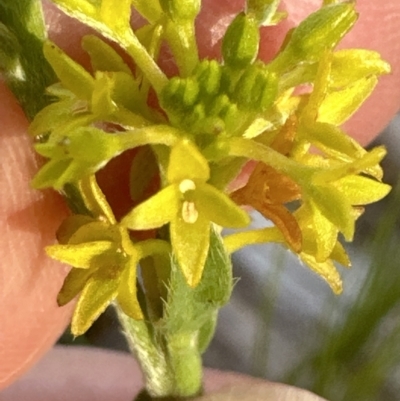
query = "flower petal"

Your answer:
(71, 265), (122, 336)
(122, 185), (180, 230)
(197, 183), (250, 228)
(300, 252), (343, 295)
(167, 140), (210, 183)
(117, 258), (144, 320)
(46, 241), (115, 269)
(170, 213), (210, 288)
